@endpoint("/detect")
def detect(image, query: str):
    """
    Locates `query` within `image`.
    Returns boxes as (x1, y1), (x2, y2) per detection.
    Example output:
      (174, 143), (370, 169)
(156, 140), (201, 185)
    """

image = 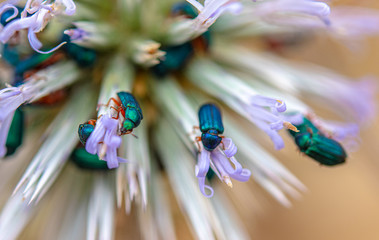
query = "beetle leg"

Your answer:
(121, 130), (131, 135)
(195, 136), (202, 152)
(119, 108), (126, 118)
(87, 119), (97, 126)
(217, 135), (226, 150)
(131, 133), (139, 139)
(192, 126), (200, 134)
(110, 108), (123, 120)
(97, 98), (121, 111)
(305, 113), (331, 136)
(106, 97), (121, 107)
